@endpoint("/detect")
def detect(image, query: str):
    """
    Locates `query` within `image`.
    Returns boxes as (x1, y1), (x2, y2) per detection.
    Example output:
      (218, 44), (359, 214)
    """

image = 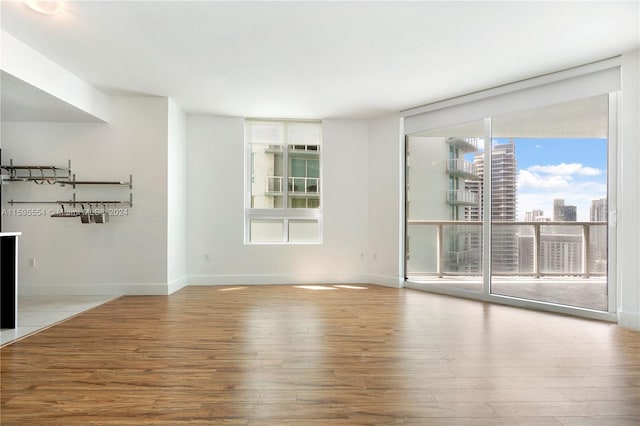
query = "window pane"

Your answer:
(289, 220), (319, 242)
(288, 144), (320, 209)
(490, 95), (608, 311)
(289, 198), (307, 208)
(251, 144), (283, 208)
(405, 119), (485, 292)
(291, 159), (305, 177)
(250, 220), (284, 242)
(308, 159), (319, 178)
